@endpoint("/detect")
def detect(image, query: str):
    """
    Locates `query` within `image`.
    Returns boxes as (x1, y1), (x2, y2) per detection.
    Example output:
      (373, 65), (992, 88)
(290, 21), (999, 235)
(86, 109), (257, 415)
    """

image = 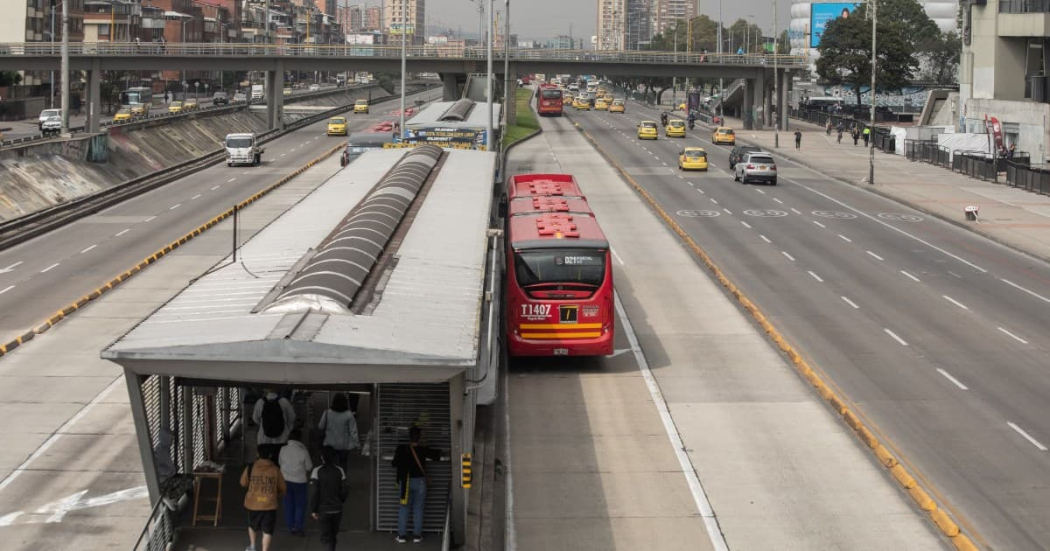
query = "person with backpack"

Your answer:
(319, 393), (360, 472)
(309, 446), (349, 551)
(253, 390), (296, 446)
(392, 426), (443, 544)
(241, 444), (287, 551)
(278, 429), (312, 536)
